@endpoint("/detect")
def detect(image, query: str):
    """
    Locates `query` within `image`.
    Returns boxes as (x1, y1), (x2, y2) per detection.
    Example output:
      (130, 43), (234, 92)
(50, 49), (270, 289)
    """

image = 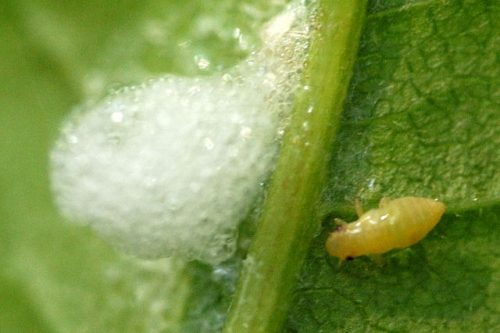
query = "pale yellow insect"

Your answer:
(326, 197), (446, 261)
